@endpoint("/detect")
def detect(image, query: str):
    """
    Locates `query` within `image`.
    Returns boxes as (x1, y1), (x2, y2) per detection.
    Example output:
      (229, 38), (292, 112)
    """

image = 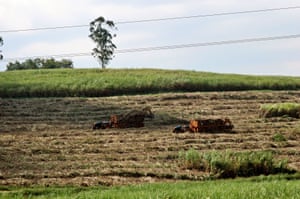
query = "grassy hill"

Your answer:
(0, 68), (300, 97)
